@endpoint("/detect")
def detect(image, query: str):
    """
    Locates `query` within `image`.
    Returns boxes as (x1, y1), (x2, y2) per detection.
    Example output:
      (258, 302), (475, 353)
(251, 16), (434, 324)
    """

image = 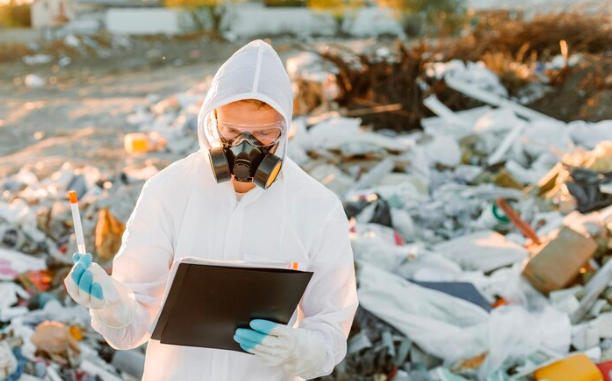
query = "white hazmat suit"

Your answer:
(89, 40), (359, 380)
